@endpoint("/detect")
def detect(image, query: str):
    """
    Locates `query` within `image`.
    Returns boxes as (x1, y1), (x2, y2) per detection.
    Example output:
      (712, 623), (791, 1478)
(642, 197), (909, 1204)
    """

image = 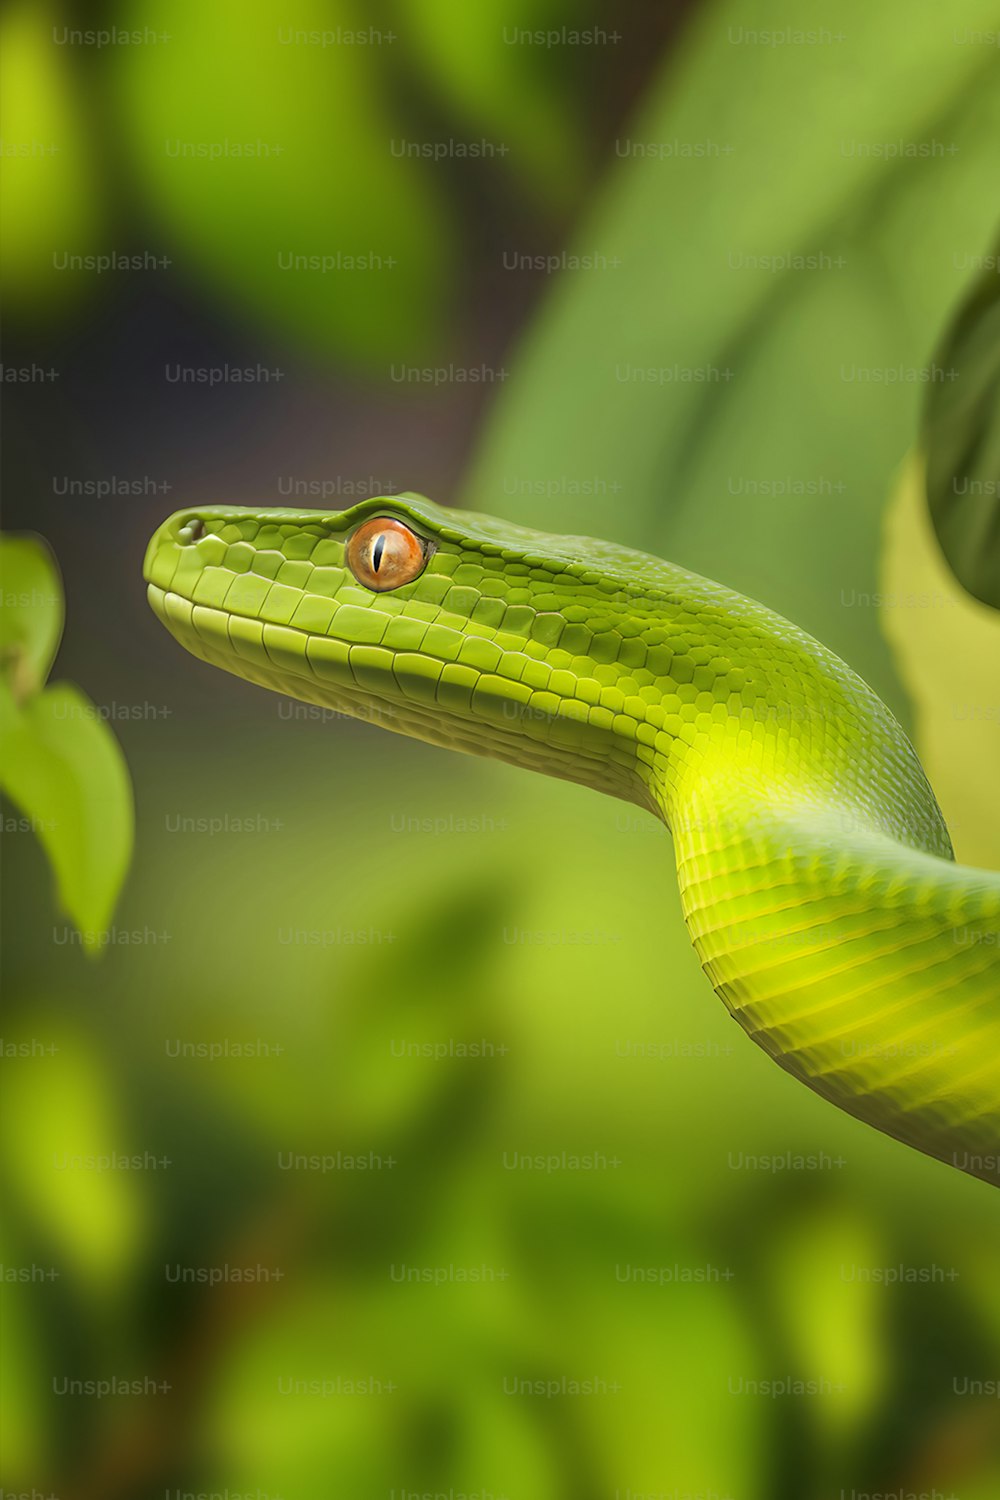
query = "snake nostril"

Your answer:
(177, 517), (206, 544)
